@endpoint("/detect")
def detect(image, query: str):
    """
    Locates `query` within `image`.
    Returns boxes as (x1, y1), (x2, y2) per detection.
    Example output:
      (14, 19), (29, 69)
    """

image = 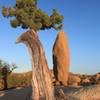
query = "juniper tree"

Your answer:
(2, 0), (63, 31)
(2, 0), (63, 99)
(0, 60), (17, 90)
